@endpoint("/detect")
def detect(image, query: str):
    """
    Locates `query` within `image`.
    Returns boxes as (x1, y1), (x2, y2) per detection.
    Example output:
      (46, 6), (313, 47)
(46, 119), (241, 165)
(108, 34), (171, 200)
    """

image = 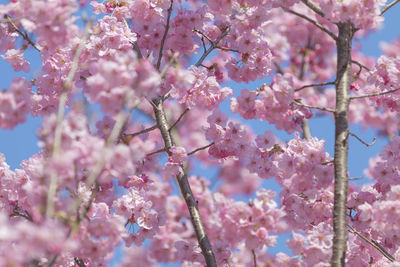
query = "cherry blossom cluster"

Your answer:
(0, 77), (33, 129)
(2, 0), (400, 265)
(231, 73), (312, 133)
(168, 66), (232, 110)
(318, 0), (385, 30)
